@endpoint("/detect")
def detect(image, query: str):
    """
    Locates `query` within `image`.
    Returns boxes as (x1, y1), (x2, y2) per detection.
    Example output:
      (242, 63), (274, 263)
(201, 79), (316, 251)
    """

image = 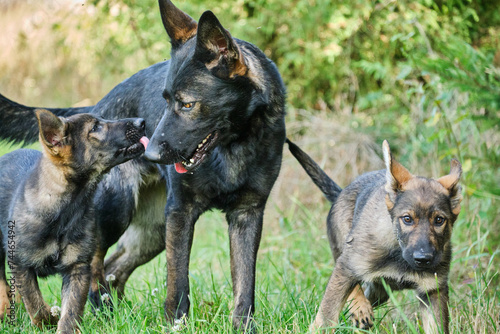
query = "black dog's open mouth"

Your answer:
(174, 131), (219, 174)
